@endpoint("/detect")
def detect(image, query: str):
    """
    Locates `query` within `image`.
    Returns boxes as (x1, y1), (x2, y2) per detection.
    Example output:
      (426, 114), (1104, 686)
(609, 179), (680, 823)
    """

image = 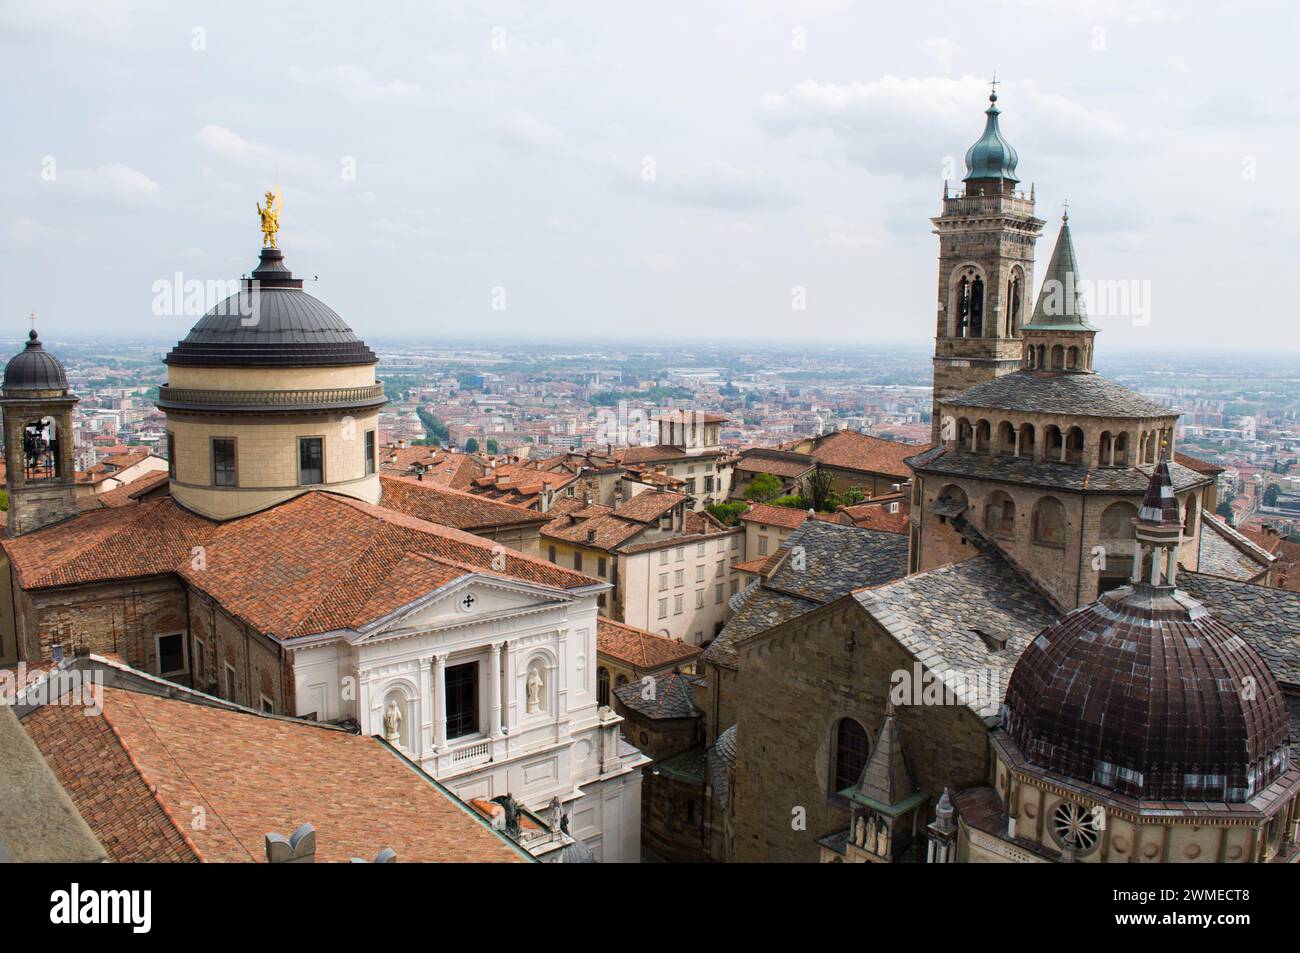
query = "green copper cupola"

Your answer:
(964, 90), (1020, 186)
